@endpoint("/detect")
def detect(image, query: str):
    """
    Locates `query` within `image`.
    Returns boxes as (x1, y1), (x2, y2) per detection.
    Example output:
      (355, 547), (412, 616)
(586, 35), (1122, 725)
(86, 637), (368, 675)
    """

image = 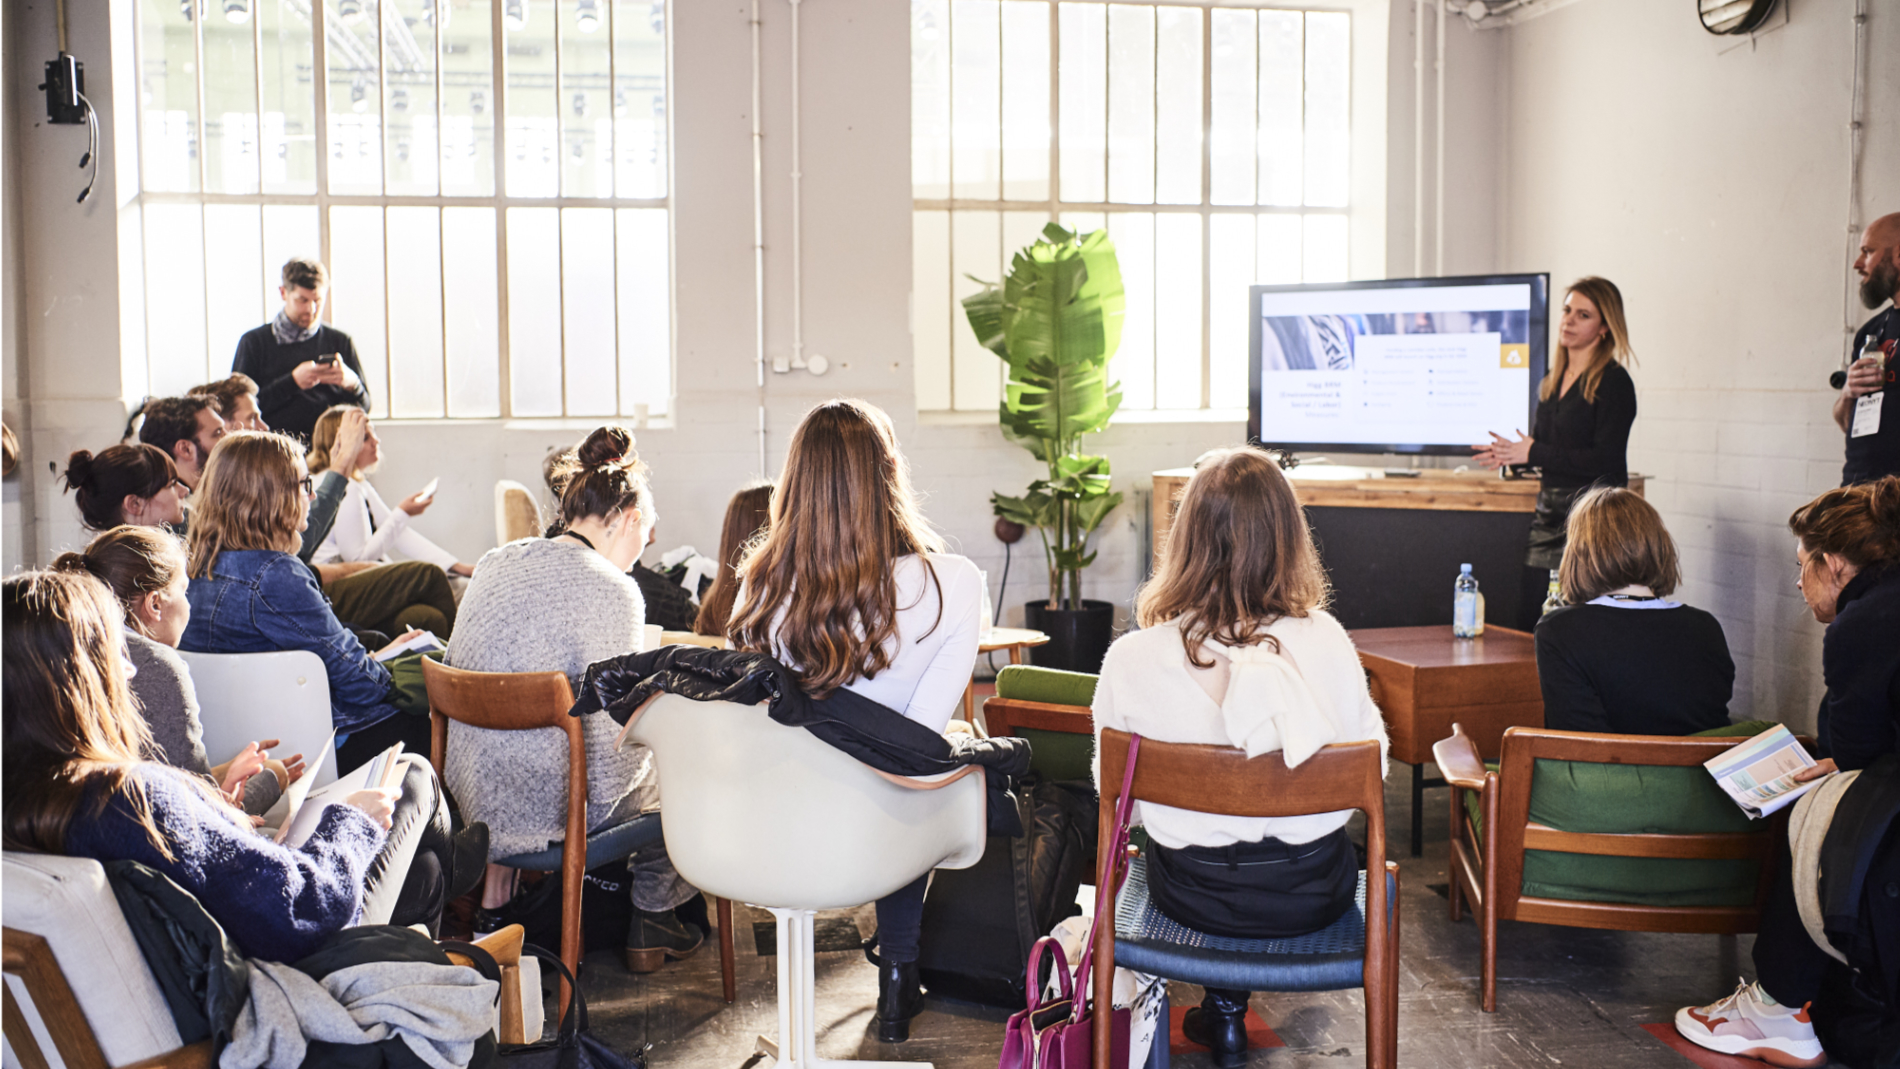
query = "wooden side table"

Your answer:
(962, 627), (1052, 722)
(1351, 624), (1544, 856)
